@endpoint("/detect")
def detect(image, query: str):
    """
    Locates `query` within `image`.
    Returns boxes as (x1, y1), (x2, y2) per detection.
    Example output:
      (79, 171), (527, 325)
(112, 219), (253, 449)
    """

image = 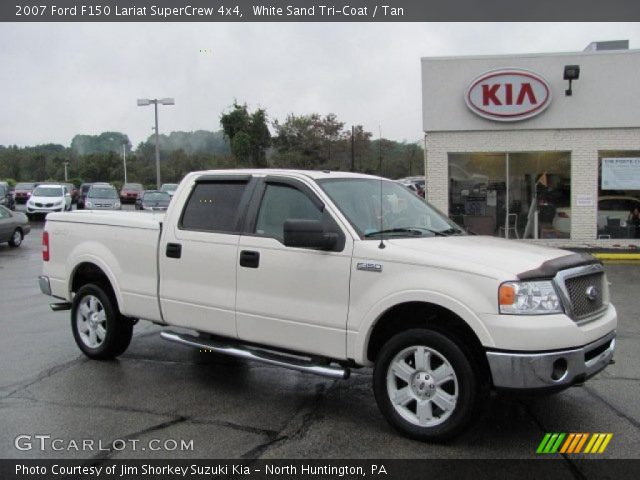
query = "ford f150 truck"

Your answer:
(39, 169), (616, 441)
